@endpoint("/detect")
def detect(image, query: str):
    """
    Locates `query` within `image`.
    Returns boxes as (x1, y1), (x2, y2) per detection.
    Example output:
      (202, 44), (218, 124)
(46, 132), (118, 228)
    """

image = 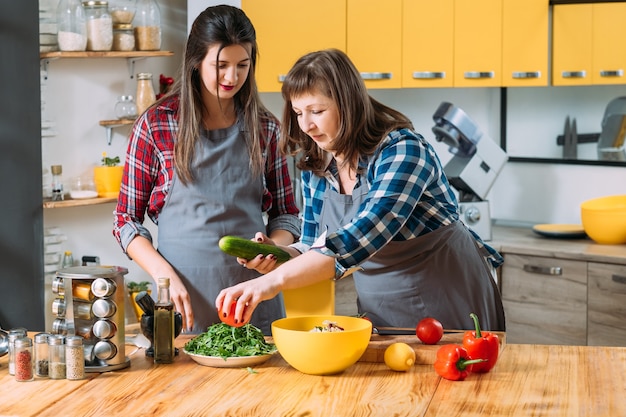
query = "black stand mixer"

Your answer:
(432, 102), (508, 241)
